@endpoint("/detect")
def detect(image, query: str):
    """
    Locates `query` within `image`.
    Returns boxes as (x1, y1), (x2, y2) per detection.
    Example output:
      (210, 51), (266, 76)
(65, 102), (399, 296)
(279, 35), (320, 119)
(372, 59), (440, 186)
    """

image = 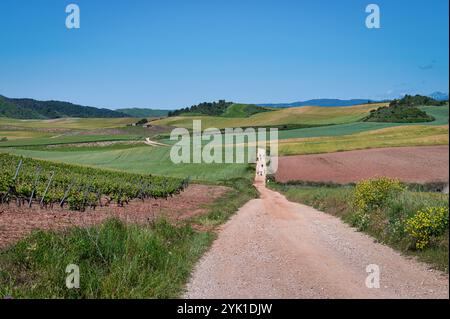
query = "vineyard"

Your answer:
(0, 153), (188, 211)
